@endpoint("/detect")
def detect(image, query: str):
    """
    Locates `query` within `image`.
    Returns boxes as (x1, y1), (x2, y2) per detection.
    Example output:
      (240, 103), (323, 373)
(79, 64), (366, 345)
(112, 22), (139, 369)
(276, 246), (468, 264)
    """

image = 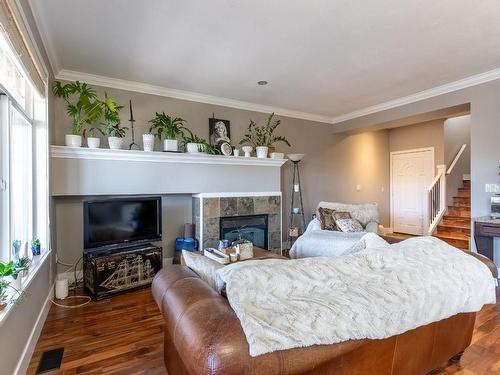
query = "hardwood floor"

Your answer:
(28, 286), (500, 375)
(27, 287), (167, 374)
